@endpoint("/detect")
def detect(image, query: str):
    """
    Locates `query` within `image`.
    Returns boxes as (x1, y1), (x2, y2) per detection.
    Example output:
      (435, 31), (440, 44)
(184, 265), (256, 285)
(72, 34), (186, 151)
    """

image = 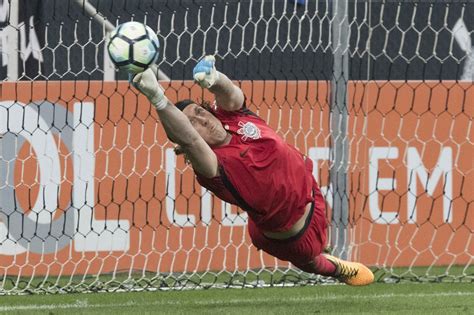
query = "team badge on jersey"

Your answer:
(237, 121), (261, 141)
